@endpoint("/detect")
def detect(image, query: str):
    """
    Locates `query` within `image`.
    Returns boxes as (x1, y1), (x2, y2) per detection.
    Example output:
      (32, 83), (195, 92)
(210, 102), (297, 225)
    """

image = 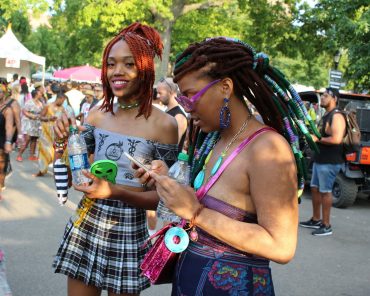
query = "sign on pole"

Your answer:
(329, 69), (342, 89)
(5, 57), (20, 68)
